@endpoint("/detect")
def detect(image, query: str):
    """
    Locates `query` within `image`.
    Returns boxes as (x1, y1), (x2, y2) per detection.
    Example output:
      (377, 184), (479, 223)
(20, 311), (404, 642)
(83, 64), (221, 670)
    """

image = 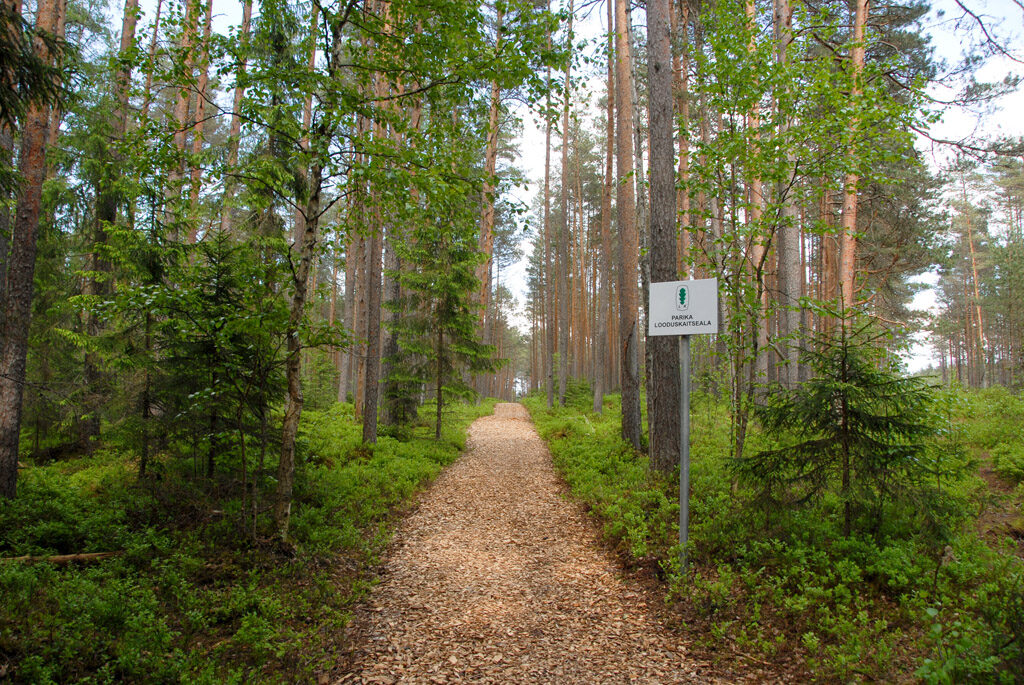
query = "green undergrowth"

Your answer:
(523, 387), (1024, 683)
(0, 399), (495, 683)
(959, 386), (1024, 483)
